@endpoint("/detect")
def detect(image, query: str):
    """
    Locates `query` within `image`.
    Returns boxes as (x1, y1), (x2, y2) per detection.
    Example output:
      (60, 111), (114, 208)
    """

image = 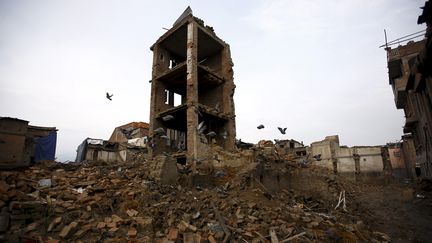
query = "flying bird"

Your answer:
(278, 127), (287, 135)
(160, 135), (169, 140)
(197, 121), (206, 134)
(120, 128), (133, 139)
(215, 102), (220, 112)
(162, 115), (175, 121)
(177, 141), (185, 151)
(106, 92), (113, 101)
(257, 124), (265, 129)
(220, 130), (228, 140)
(153, 127), (166, 135)
(206, 131), (217, 138)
